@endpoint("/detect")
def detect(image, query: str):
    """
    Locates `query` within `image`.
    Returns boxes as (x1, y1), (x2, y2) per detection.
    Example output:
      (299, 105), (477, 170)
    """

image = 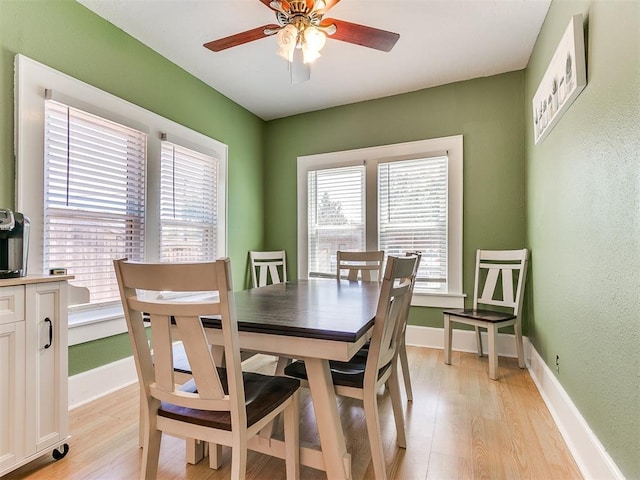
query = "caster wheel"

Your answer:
(52, 443), (69, 461)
